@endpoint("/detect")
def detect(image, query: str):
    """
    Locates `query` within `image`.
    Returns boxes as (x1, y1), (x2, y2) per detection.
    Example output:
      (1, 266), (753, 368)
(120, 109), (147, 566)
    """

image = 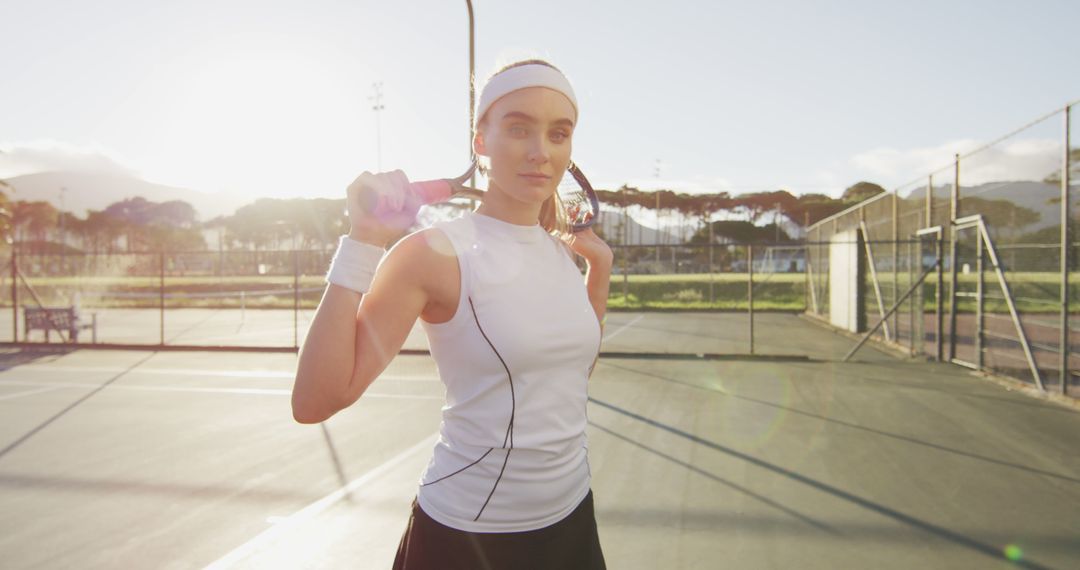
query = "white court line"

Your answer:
(0, 379), (442, 400)
(2, 365), (438, 382)
(203, 433), (438, 570)
(0, 386), (63, 401)
(603, 315), (645, 342)
(9, 365), (296, 378)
